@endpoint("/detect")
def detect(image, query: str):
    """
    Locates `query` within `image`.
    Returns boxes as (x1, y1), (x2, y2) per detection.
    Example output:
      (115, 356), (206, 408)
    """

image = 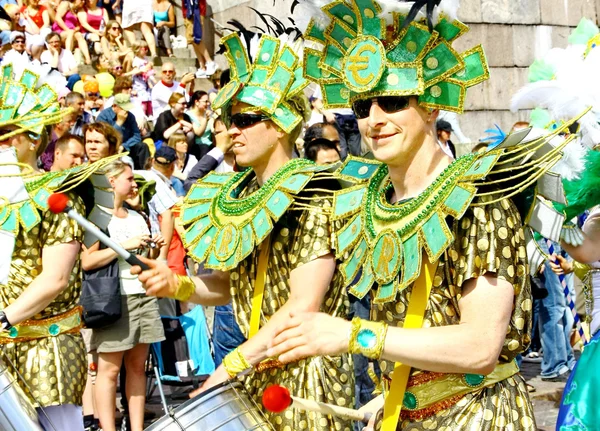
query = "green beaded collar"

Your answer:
(332, 153), (500, 303)
(180, 158), (335, 271)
